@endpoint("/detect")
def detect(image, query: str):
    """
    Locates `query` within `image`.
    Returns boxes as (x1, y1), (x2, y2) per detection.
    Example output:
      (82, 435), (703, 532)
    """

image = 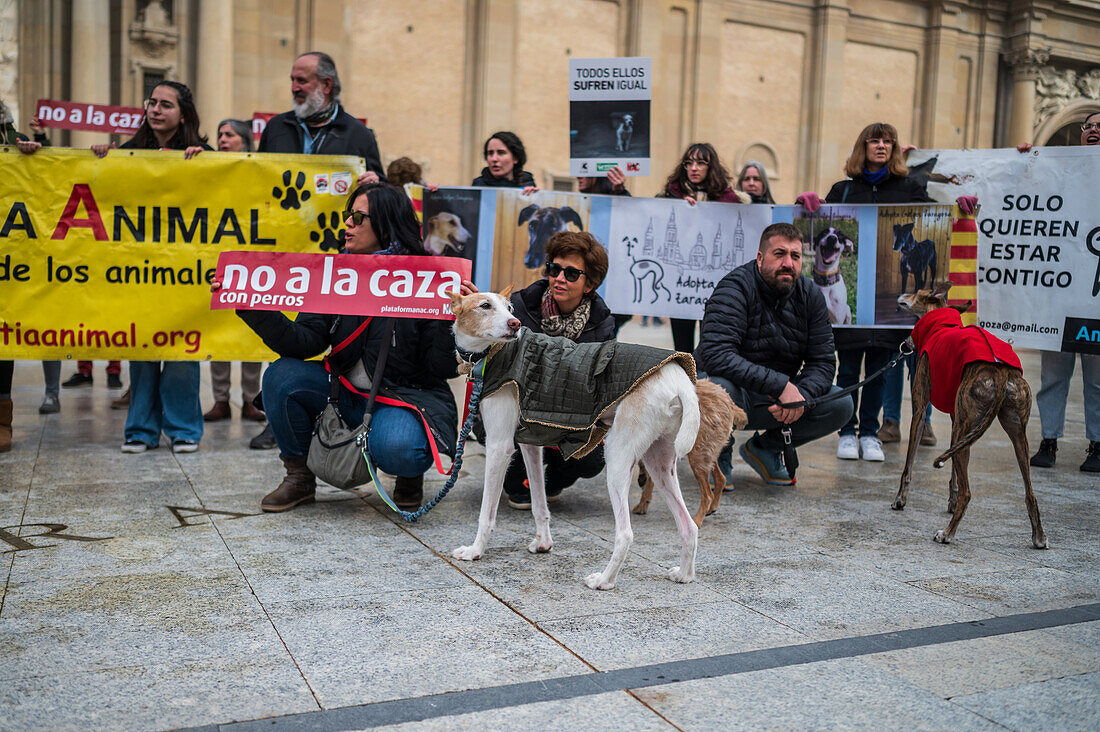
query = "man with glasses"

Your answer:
(258, 51), (384, 185)
(1021, 111), (1100, 473)
(696, 223), (853, 486)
